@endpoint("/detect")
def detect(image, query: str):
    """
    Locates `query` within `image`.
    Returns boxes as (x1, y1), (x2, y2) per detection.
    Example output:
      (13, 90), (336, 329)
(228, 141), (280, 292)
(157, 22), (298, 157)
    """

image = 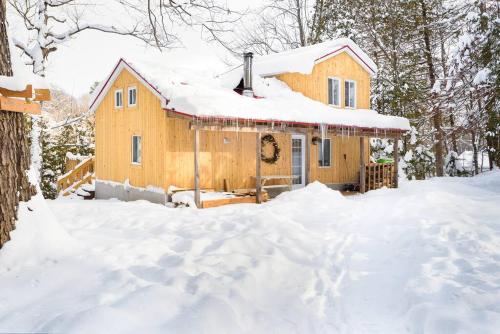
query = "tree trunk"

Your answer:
(0, 1), (33, 248)
(478, 1), (499, 169)
(420, 0), (444, 176)
(471, 130), (479, 175)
